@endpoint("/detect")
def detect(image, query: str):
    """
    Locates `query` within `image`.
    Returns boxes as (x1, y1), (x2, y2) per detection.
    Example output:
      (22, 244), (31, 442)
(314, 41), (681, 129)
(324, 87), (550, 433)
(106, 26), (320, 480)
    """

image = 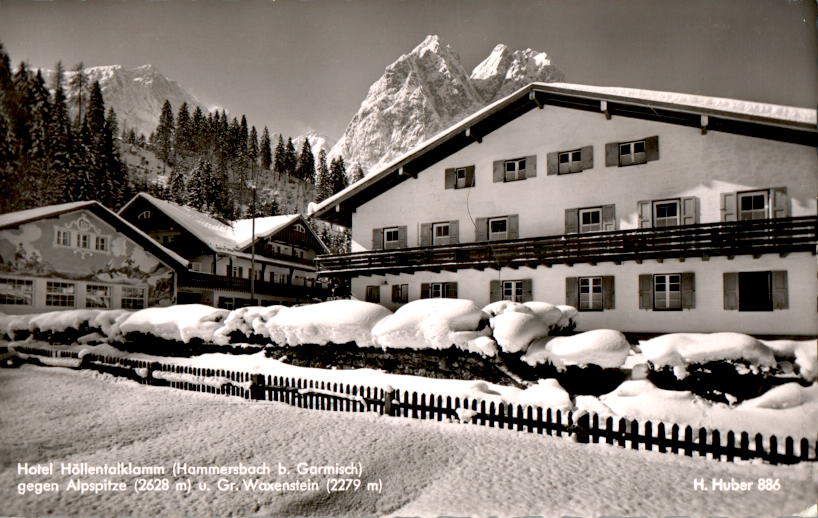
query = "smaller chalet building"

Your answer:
(310, 82), (818, 337)
(119, 193), (330, 308)
(0, 201), (186, 314)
